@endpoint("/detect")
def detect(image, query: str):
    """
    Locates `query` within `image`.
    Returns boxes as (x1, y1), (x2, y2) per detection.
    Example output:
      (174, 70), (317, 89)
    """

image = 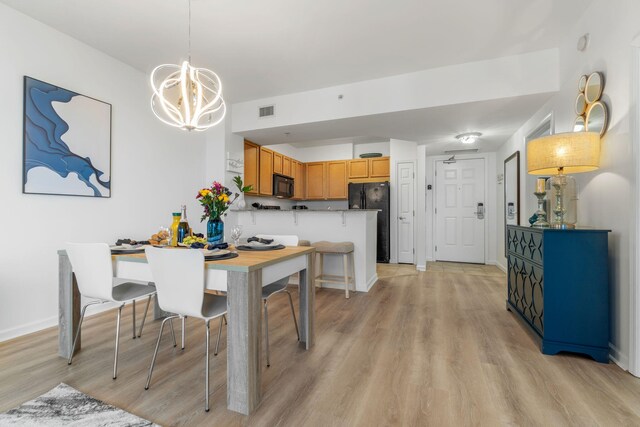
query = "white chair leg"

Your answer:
(264, 300), (270, 367)
(145, 315), (179, 390)
(168, 318), (177, 347)
(68, 300), (103, 365)
(205, 320), (210, 412)
(132, 299), (136, 339)
(137, 294), (153, 338)
(113, 304), (124, 379)
(181, 316), (186, 350)
(343, 254), (350, 299)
